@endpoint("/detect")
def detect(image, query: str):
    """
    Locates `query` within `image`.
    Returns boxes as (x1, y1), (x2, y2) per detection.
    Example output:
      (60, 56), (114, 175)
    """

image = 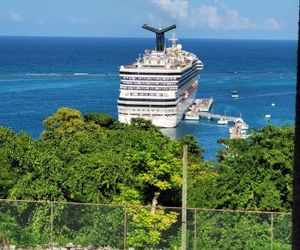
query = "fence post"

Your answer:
(271, 213), (274, 250)
(182, 145), (188, 250)
(124, 207), (127, 250)
(193, 209), (197, 250)
(50, 202), (54, 250)
(270, 213), (274, 250)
